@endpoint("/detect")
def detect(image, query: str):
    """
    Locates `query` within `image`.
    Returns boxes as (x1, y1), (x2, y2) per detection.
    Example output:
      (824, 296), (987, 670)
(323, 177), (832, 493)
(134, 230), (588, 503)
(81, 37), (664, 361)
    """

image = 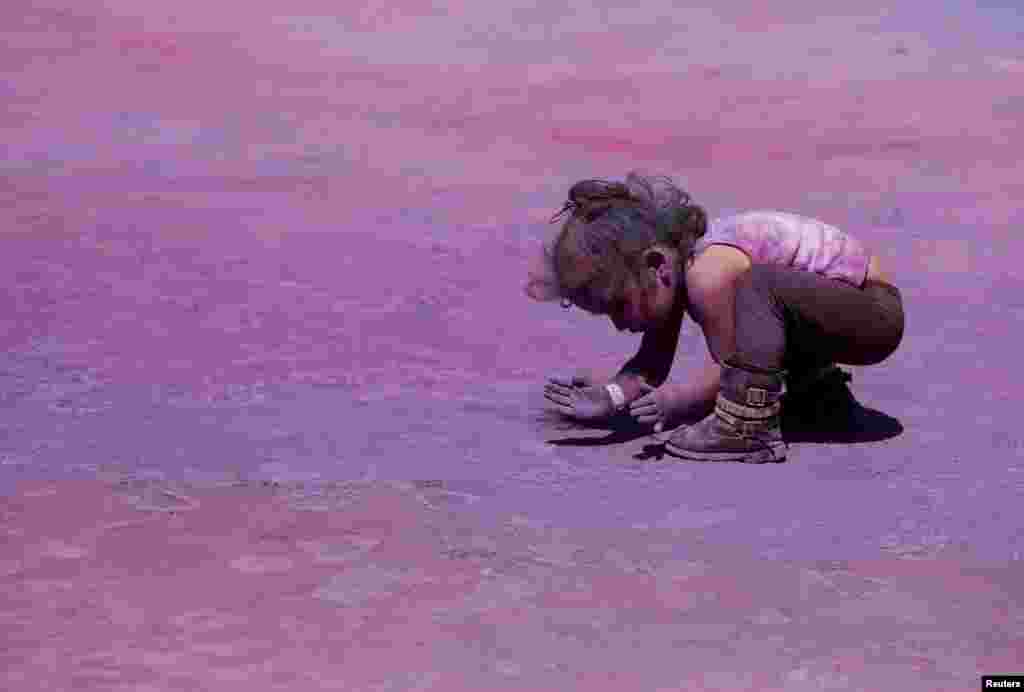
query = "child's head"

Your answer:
(526, 171), (707, 330)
